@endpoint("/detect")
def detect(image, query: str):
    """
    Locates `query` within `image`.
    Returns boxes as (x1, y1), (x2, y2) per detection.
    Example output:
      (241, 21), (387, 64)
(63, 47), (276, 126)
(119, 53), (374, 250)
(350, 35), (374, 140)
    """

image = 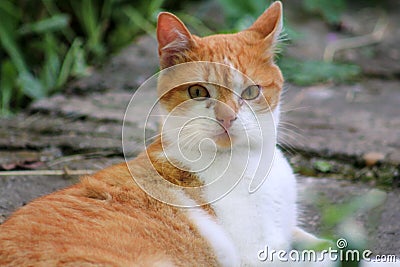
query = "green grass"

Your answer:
(216, 0), (361, 86)
(0, 0), (165, 115)
(279, 58), (361, 86)
(0, 0), (361, 115)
